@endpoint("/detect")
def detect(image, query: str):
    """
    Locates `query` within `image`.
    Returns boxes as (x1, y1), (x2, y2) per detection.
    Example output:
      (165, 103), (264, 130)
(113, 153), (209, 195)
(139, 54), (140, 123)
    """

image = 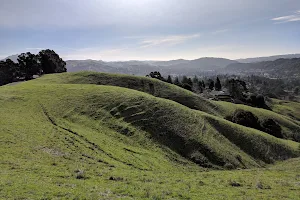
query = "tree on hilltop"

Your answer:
(38, 49), (66, 74)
